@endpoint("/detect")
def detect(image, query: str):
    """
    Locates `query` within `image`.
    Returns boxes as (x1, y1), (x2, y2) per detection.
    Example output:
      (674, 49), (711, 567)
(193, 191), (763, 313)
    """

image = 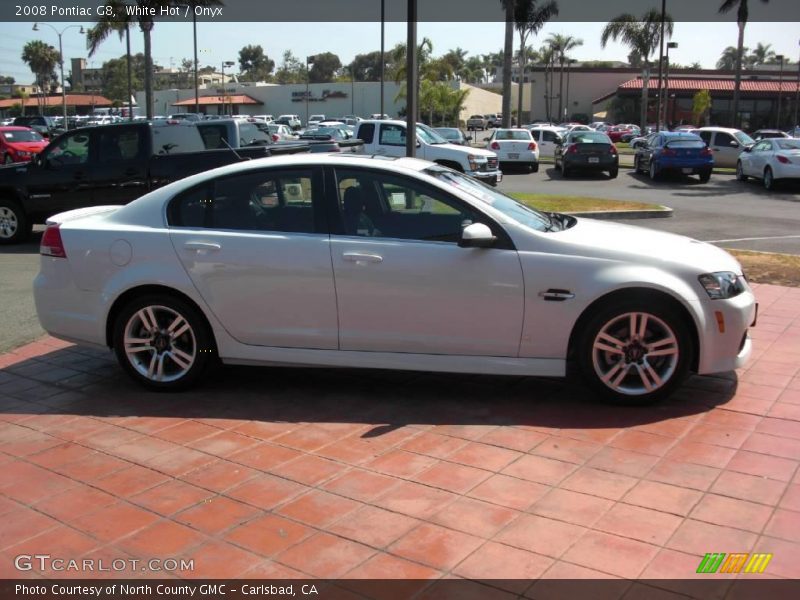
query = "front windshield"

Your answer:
(416, 123), (448, 144)
(424, 166), (551, 232)
(3, 129), (44, 142)
(735, 131), (755, 145)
